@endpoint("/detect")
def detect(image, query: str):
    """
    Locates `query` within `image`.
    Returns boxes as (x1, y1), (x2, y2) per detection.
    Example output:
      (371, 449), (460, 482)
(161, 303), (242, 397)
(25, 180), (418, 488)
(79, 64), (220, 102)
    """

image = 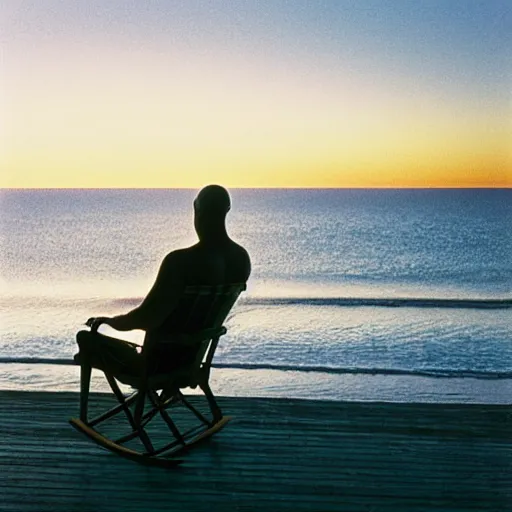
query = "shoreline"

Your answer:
(2, 388), (511, 408)
(1, 363), (510, 404)
(2, 357), (512, 379)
